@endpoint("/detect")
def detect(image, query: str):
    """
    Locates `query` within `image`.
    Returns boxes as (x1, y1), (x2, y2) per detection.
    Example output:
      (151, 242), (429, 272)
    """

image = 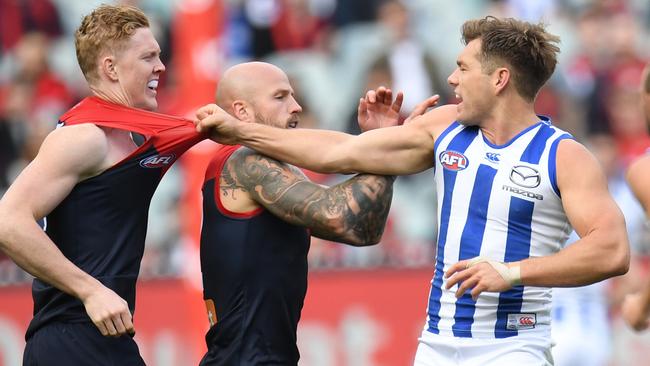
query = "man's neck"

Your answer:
(479, 101), (540, 146)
